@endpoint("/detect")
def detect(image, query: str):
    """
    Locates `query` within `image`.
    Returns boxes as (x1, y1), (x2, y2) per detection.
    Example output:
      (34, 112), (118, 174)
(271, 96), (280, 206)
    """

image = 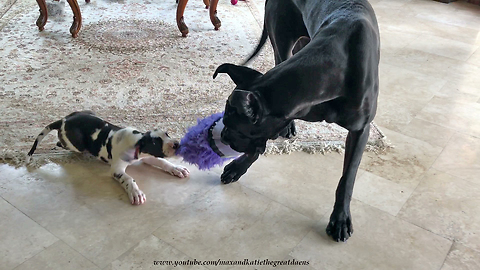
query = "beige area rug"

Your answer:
(0, 0), (388, 165)
(0, 0), (16, 17)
